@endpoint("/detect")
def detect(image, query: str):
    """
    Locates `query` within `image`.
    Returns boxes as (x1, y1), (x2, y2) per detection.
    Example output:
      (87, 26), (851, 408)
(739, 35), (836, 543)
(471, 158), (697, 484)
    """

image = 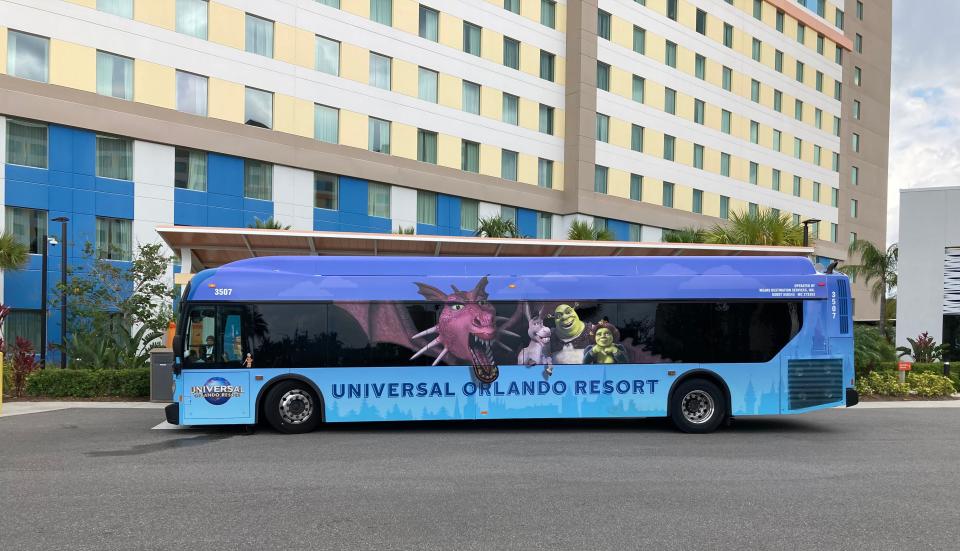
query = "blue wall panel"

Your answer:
(173, 153), (274, 229)
(607, 220), (629, 241)
(517, 208), (537, 238)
